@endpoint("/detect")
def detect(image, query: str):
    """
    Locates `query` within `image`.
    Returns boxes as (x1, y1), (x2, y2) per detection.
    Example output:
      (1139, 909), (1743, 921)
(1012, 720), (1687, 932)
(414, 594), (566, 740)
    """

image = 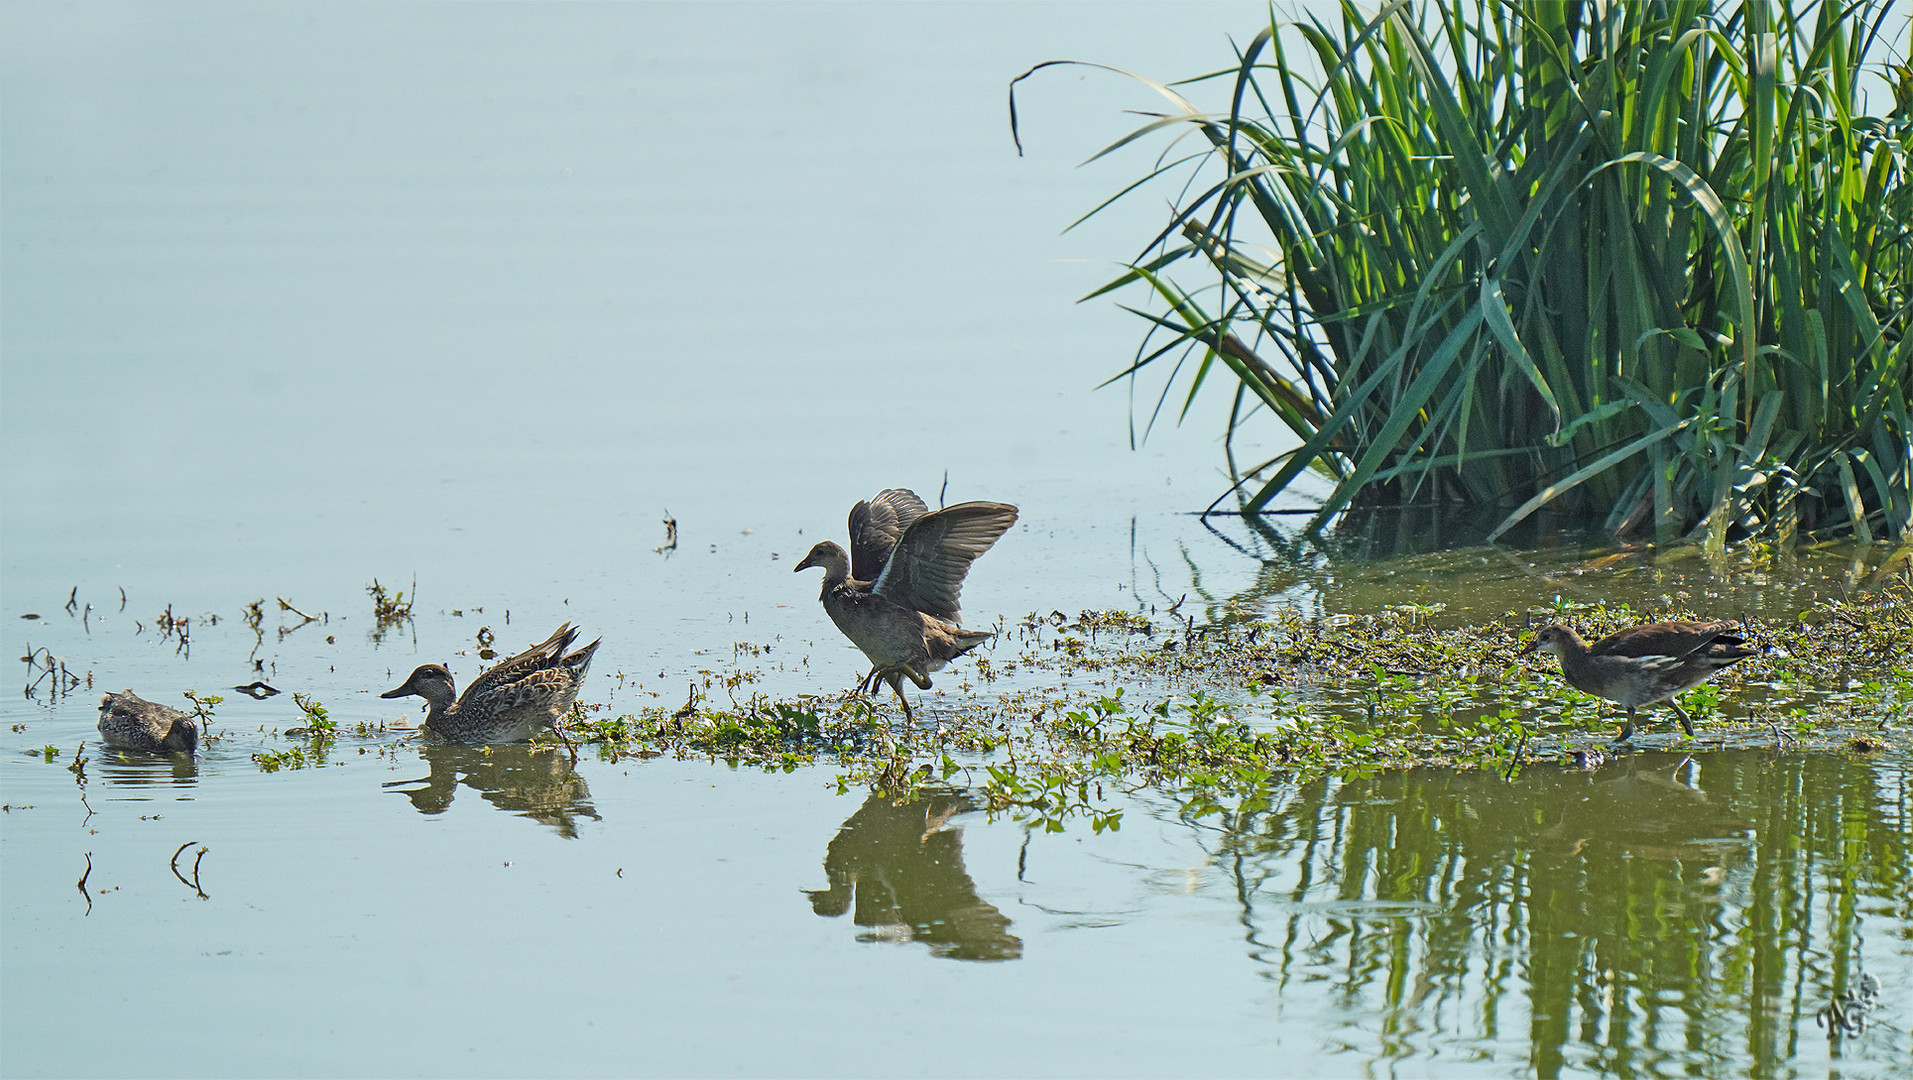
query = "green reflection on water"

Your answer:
(1198, 749), (1908, 1074)
(1183, 510), (1908, 627)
